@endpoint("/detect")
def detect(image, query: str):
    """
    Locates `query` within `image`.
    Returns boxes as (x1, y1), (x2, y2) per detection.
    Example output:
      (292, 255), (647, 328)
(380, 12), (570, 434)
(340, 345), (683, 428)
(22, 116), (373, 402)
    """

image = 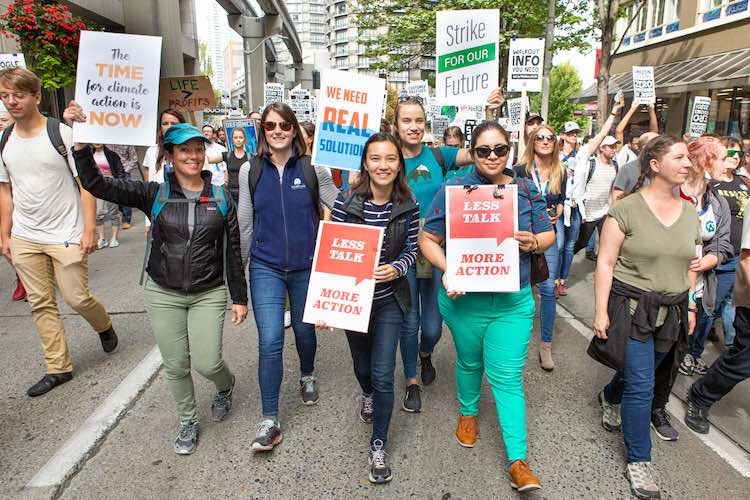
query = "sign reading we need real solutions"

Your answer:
(73, 31), (162, 146)
(312, 69), (385, 172)
(436, 9), (499, 105)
